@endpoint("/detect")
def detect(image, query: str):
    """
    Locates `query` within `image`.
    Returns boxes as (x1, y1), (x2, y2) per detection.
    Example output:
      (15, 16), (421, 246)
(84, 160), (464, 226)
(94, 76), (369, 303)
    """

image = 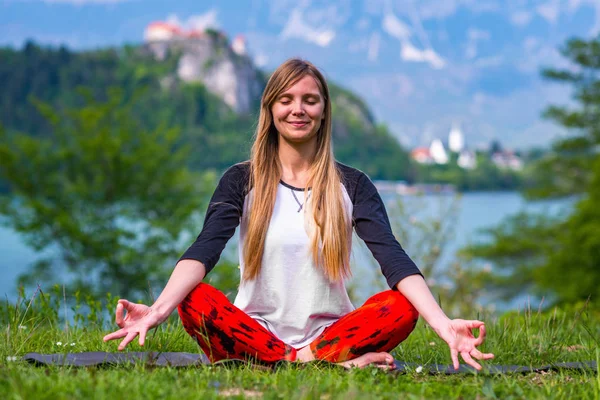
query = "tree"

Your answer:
(523, 37), (600, 200)
(0, 42), (419, 183)
(462, 35), (600, 305)
(0, 88), (215, 299)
